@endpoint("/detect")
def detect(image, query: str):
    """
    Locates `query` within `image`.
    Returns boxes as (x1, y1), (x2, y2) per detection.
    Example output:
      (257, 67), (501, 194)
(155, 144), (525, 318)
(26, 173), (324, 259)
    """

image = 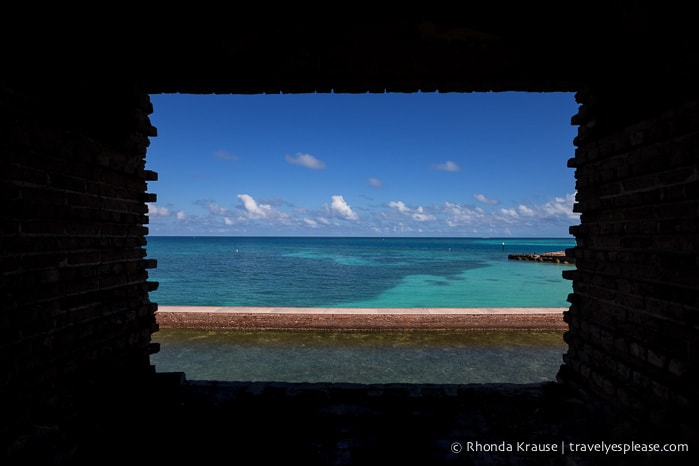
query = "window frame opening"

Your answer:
(143, 91), (580, 385)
